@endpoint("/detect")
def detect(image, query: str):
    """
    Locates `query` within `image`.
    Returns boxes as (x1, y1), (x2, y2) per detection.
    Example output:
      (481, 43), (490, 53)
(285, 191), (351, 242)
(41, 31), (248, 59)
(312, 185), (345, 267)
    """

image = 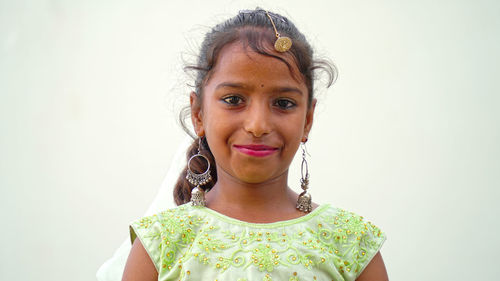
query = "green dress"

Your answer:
(130, 203), (385, 281)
